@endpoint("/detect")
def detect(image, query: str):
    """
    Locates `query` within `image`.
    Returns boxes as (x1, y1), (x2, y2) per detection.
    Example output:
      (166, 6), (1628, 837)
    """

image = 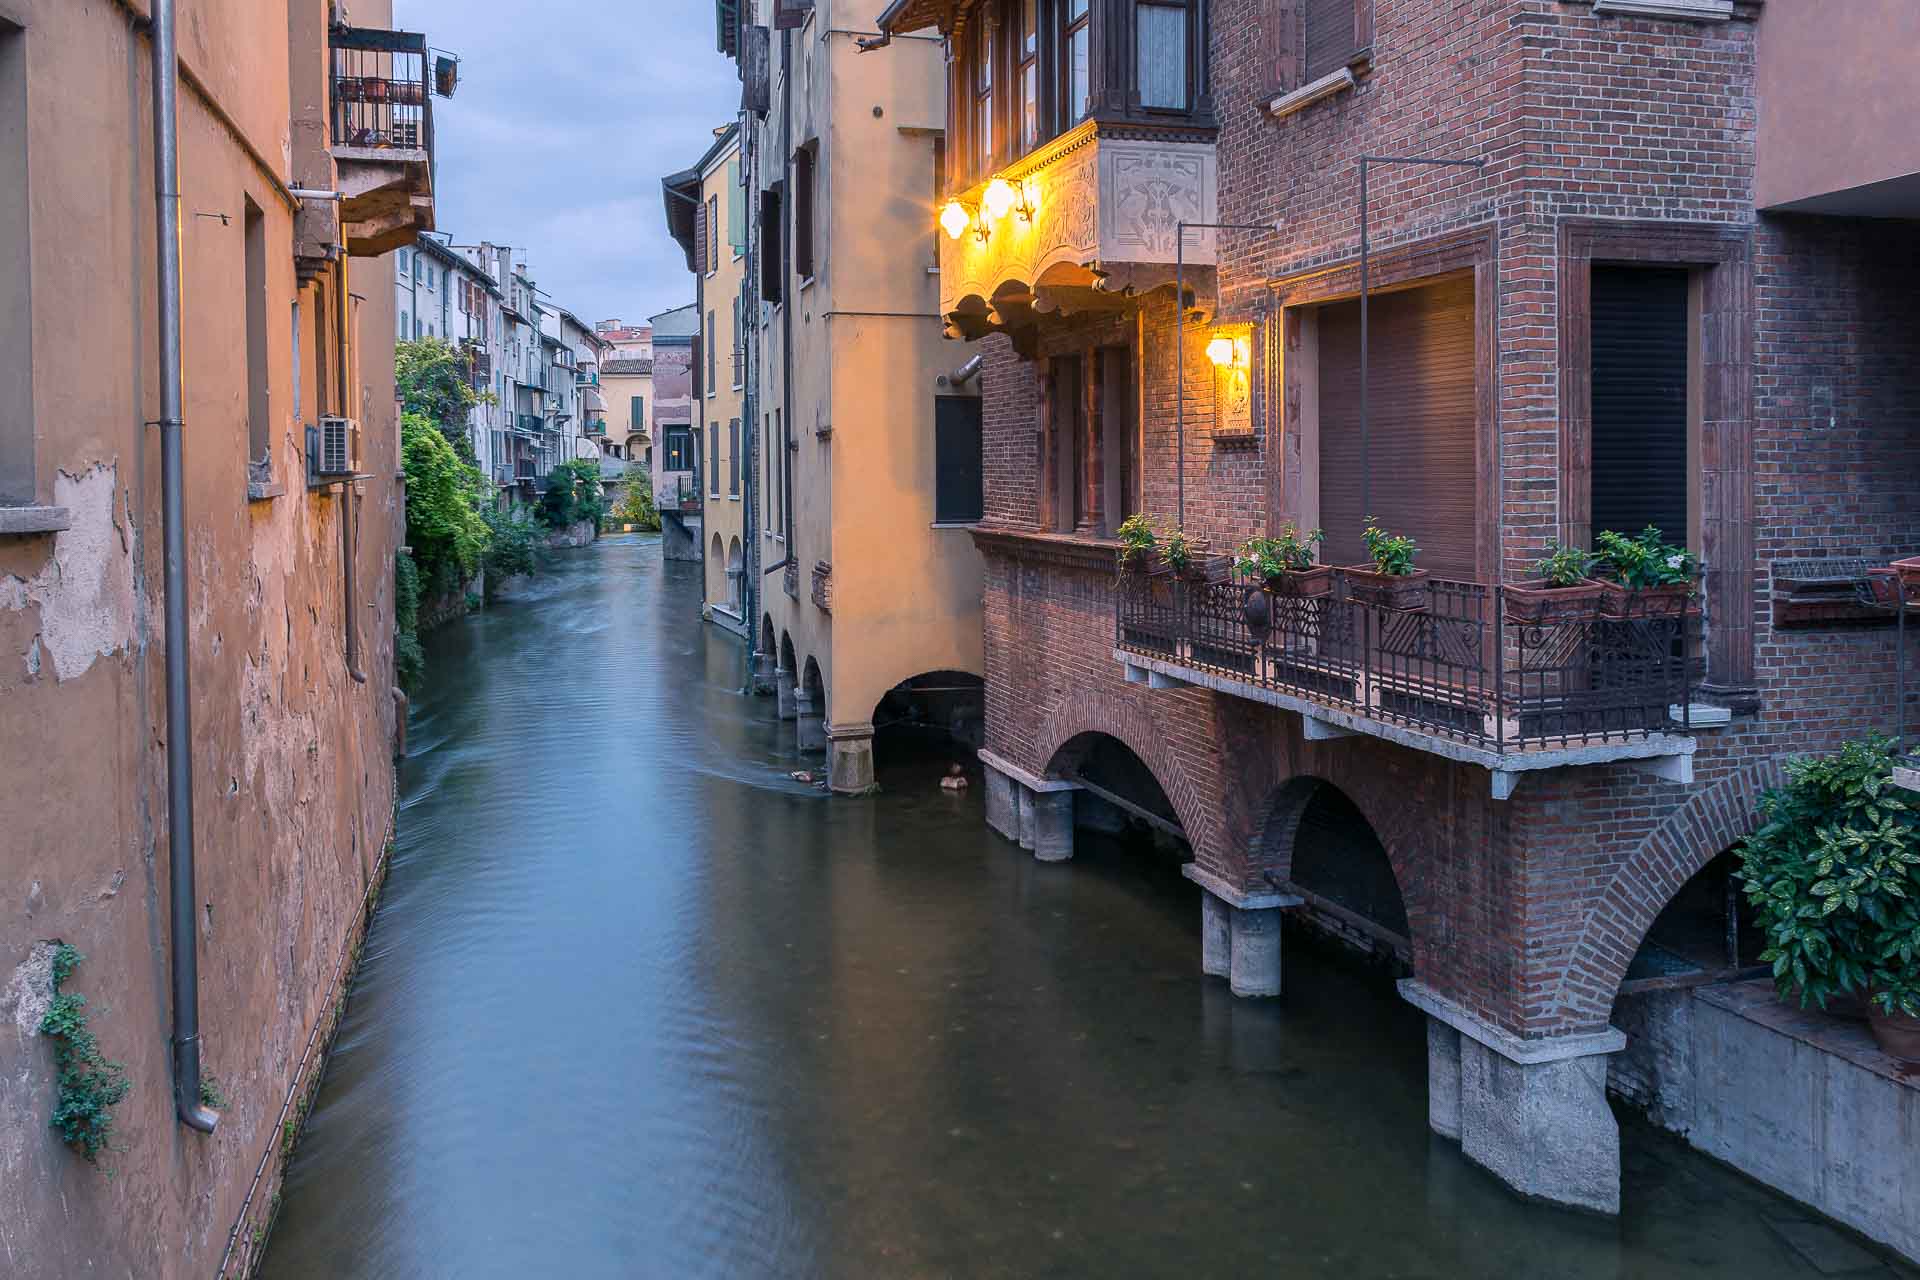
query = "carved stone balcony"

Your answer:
(1115, 571), (1700, 799)
(941, 120), (1217, 345)
(330, 27), (436, 257)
